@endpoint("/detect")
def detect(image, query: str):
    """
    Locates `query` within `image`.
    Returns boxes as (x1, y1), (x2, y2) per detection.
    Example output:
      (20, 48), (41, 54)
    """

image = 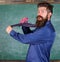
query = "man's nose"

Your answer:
(37, 12), (42, 16)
